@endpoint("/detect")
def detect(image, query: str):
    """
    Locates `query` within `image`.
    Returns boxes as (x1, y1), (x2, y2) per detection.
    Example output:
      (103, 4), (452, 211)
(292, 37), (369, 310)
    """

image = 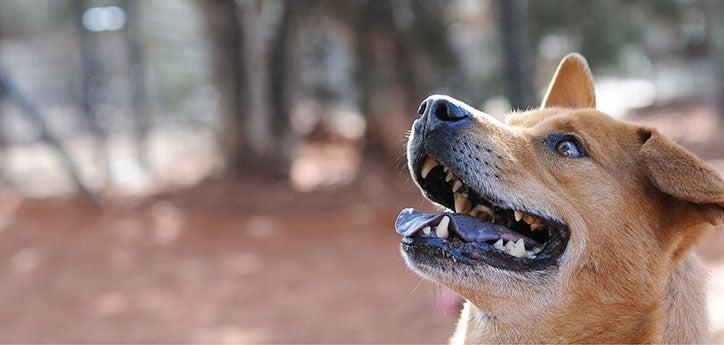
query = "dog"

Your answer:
(395, 53), (724, 343)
